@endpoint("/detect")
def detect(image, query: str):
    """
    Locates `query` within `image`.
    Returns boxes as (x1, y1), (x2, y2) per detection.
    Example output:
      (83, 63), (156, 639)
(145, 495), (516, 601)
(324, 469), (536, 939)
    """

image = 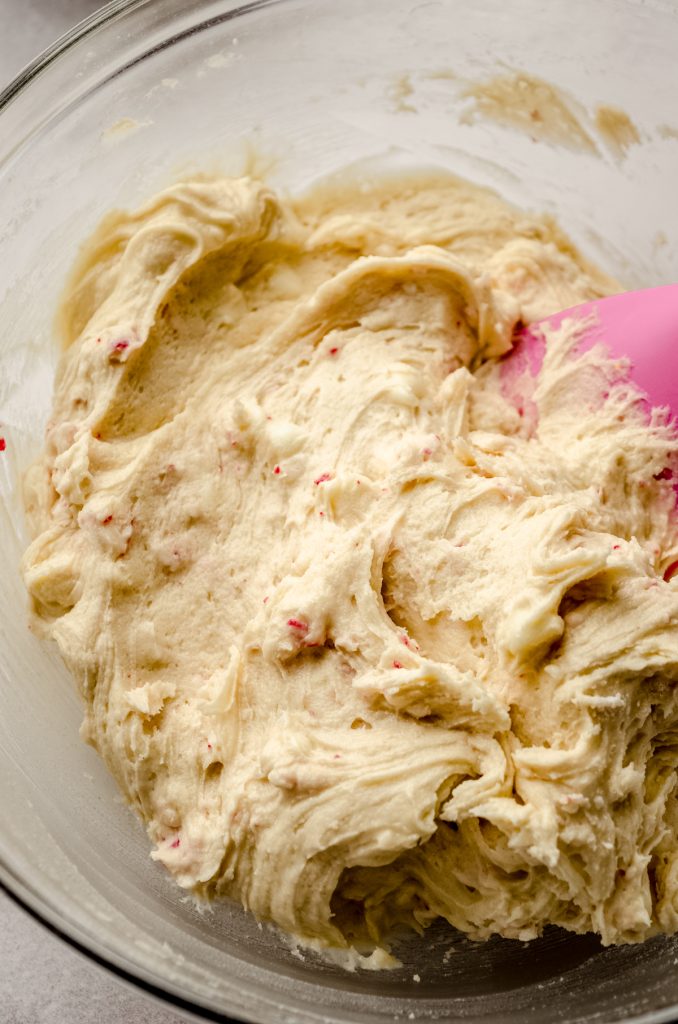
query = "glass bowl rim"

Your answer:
(0, 0), (139, 114)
